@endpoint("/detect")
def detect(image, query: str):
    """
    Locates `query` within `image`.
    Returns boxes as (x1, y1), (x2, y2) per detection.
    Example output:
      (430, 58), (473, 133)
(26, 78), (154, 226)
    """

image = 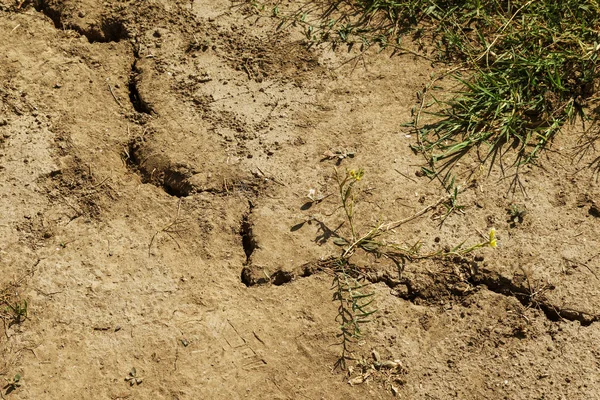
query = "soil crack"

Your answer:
(126, 140), (194, 197)
(239, 203), (297, 287)
(468, 268), (600, 326)
(34, 1), (128, 43)
(368, 266), (600, 326)
(241, 207), (257, 263)
(126, 137), (258, 197)
(128, 58), (154, 115)
(240, 201), (259, 286)
(241, 256), (599, 326)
